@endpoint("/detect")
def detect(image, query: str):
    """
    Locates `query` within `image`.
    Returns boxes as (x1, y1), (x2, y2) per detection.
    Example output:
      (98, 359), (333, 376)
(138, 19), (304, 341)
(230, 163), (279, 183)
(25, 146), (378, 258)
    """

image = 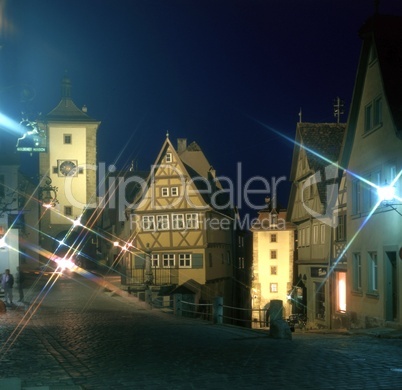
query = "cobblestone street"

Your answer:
(1, 271), (402, 389)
